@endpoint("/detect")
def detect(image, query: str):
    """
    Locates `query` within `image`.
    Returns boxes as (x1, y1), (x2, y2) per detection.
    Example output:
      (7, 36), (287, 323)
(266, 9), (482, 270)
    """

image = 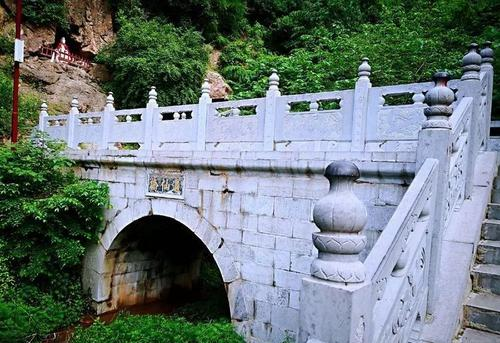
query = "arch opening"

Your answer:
(102, 215), (230, 320)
